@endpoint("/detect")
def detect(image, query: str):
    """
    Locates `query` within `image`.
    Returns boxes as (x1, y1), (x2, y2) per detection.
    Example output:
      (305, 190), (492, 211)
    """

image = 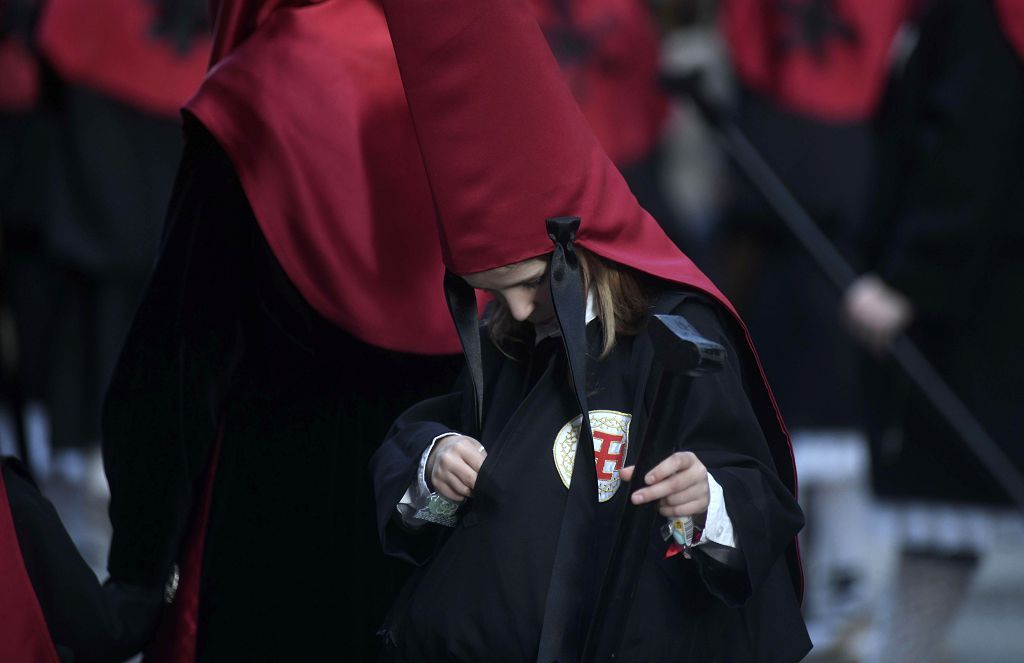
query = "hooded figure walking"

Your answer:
(371, 0), (810, 660)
